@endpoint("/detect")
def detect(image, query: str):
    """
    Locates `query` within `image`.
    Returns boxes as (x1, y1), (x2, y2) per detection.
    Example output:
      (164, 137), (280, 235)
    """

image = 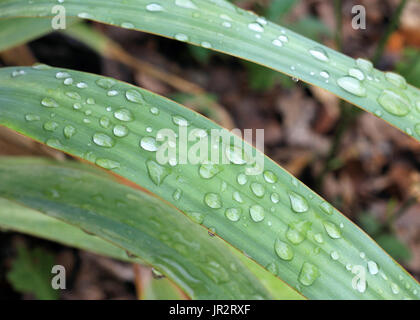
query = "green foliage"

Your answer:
(7, 244), (59, 300)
